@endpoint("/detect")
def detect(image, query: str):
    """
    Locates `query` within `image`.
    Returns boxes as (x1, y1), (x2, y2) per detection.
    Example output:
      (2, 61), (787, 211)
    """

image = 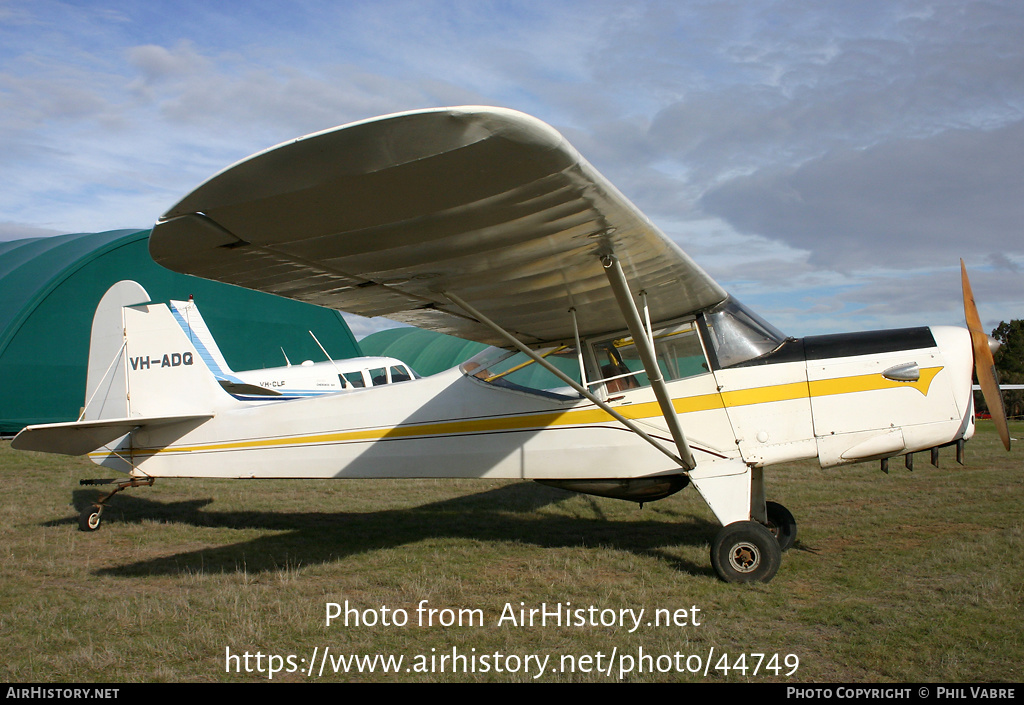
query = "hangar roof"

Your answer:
(359, 326), (486, 377)
(1, 229), (361, 433)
